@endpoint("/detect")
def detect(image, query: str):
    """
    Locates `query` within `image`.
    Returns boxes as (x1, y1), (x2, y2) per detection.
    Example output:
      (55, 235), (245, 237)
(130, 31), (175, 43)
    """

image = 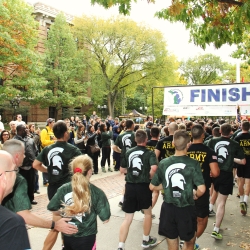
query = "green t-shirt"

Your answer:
(151, 155), (204, 207)
(101, 131), (113, 147)
(114, 131), (136, 159)
(207, 137), (245, 172)
(122, 146), (158, 183)
(2, 173), (31, 212)
(48, 183), (111, 237)
(36, 141), (82, 186)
